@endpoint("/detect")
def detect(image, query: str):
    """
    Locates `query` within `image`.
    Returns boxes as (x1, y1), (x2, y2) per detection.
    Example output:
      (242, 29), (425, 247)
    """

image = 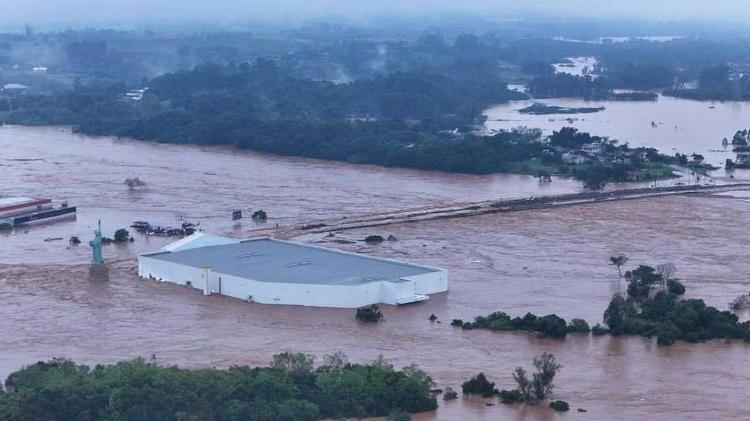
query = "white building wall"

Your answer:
(217, 272), (383, 308)
(138, 252), (449, 308)
(380, 280), (416, 304)
(404, 270), (448, 295)
(139, 254), (207, 289)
